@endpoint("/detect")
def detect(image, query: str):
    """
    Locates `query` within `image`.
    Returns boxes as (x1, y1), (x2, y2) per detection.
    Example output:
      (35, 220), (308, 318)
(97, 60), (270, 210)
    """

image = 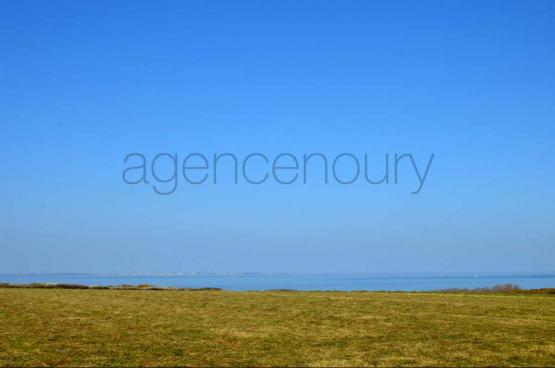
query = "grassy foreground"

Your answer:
(1, 289), (554, 367)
